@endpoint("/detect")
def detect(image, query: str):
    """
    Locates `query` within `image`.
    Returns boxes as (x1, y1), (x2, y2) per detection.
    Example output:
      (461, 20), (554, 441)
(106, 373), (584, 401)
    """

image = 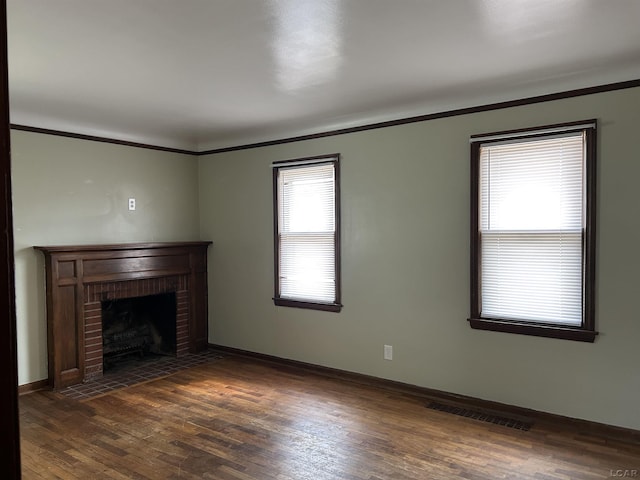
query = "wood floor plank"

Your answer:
(20, 356), (640, 479)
